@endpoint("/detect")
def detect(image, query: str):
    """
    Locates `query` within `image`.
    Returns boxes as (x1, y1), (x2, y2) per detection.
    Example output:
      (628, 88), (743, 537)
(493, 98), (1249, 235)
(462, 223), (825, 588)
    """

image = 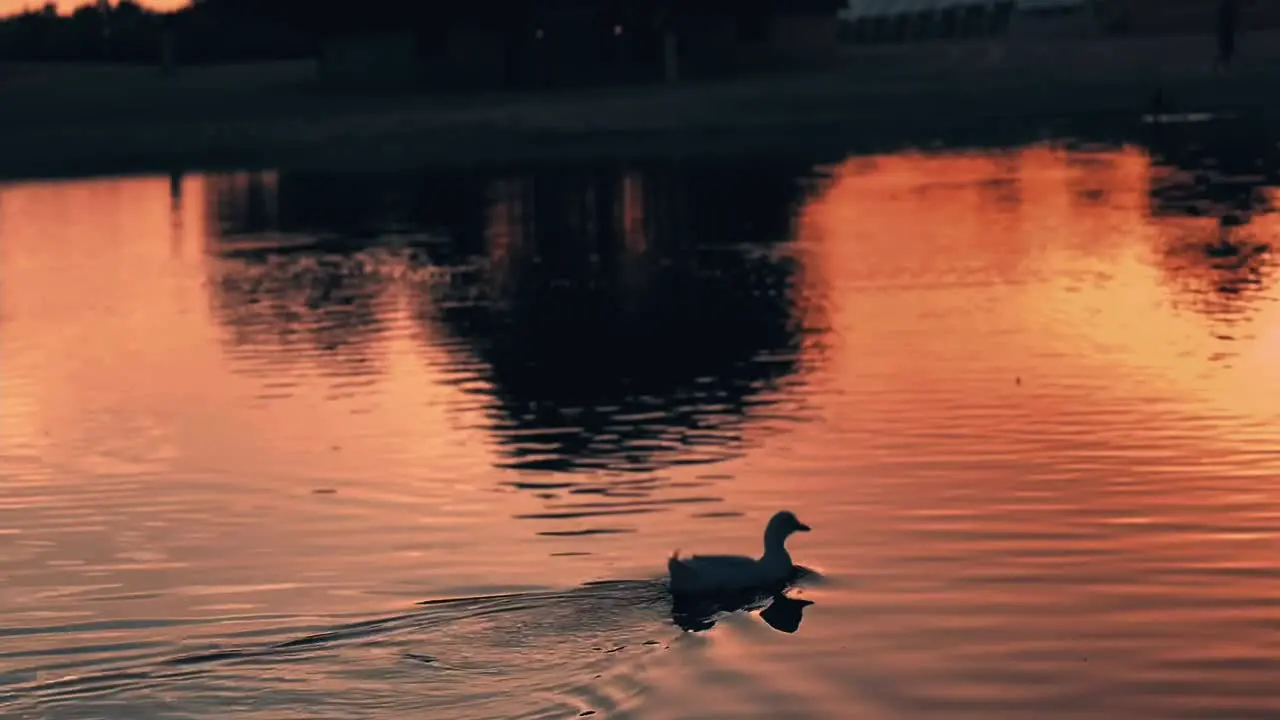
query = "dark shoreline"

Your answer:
(2, 48), (1278, 181)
